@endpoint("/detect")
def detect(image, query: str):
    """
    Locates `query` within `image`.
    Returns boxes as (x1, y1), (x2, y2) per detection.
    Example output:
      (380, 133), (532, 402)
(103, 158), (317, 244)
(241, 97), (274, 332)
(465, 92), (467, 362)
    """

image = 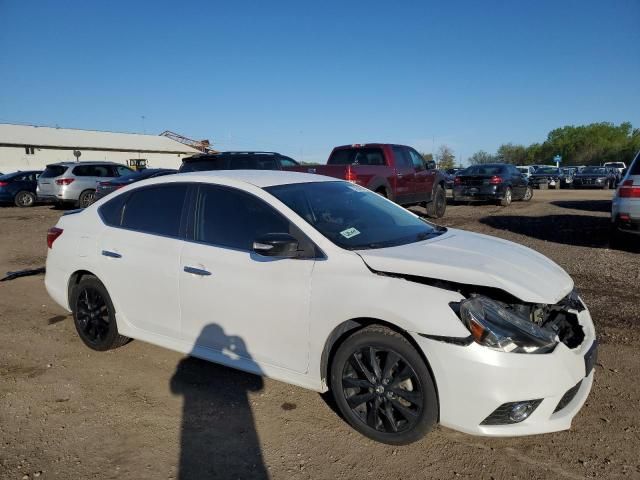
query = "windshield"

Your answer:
(536, 167), (559, 174)
(582, 167), (606, 175)
(265, 181), (444, 250)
